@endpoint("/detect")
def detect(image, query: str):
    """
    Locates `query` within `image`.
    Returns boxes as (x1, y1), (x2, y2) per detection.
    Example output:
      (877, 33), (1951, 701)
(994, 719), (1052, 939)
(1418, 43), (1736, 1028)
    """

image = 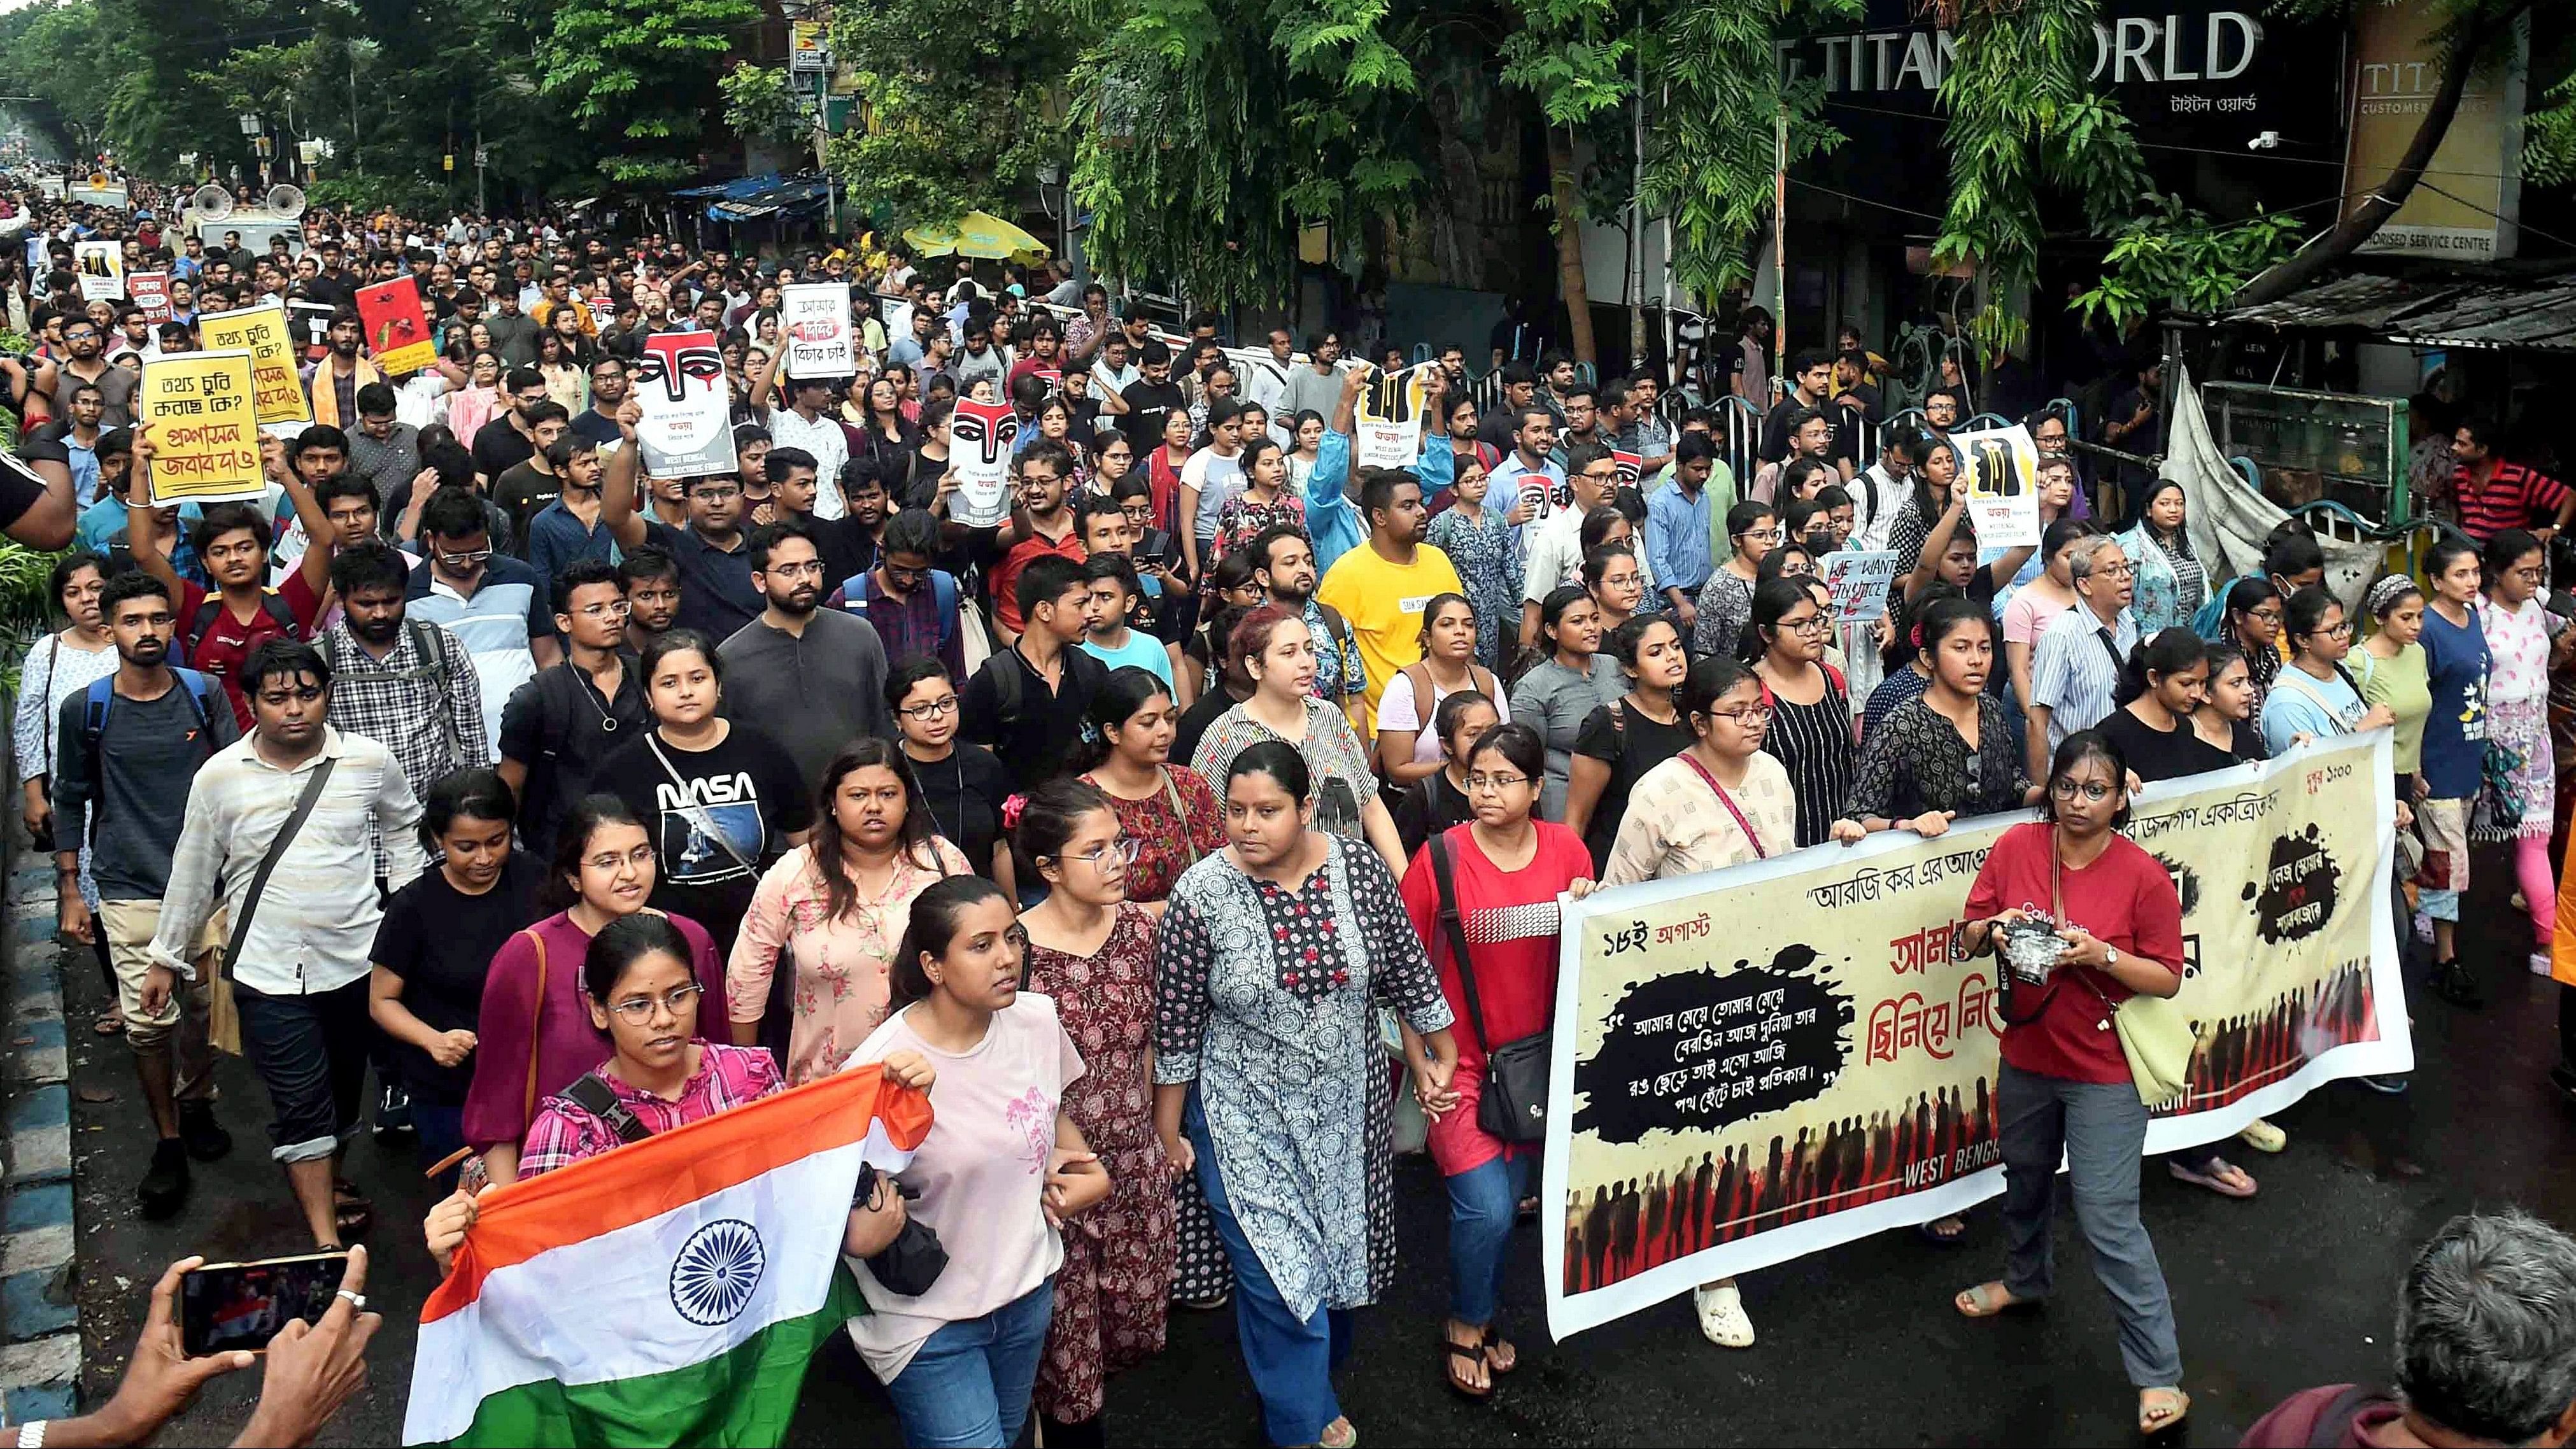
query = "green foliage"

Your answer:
(720, 62), (805, 148)
(2529, 72), (2575, 187)
(830, 0), (1082, 231)
(2071, 197), (2305, 327)
(539, 0), (760, 185)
